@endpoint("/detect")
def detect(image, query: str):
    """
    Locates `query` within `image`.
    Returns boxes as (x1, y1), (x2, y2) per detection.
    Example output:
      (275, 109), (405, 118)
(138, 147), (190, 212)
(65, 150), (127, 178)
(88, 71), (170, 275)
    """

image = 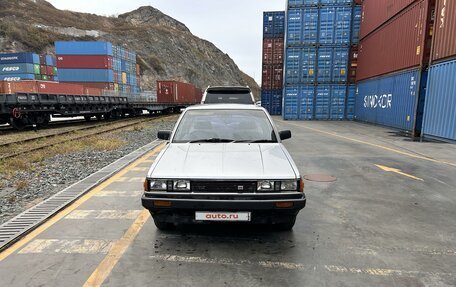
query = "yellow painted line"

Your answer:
(18, 239), (113, 254)
(278, 120), (456, 168)
(116, 177), (144, 183)
(130, 167), (149, 171)
(0, 143), (164, 262)
(375, 164), (424, 181)
(94, 190), (142, 197)
(83, 209), (150, 287)
(65, 210), (142, 220)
